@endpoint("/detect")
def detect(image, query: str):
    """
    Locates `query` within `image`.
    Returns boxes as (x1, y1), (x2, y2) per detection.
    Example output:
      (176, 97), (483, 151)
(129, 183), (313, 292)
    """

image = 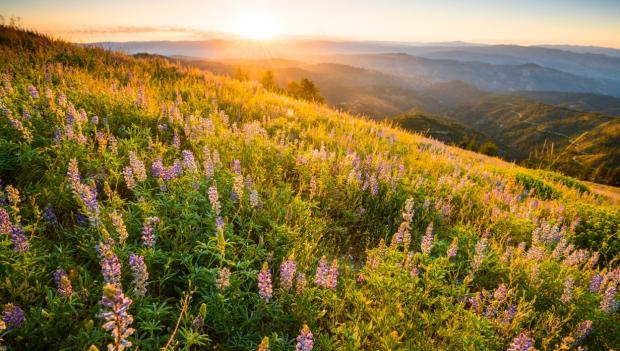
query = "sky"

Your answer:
(1, 0), (620, 47)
